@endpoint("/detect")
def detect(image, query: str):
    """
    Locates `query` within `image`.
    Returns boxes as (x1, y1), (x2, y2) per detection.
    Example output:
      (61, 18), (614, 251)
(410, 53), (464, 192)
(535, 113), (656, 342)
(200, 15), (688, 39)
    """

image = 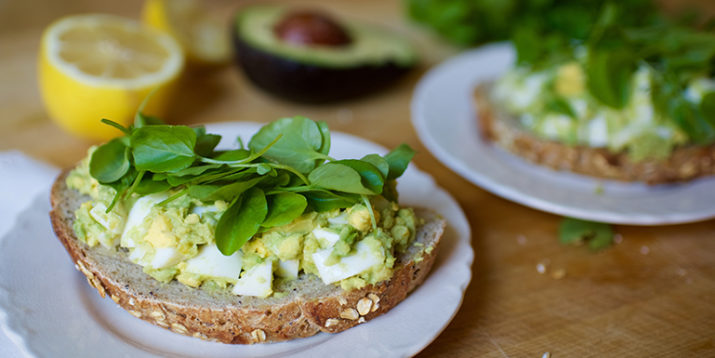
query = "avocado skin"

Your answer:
(232, 30), (413, 103)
